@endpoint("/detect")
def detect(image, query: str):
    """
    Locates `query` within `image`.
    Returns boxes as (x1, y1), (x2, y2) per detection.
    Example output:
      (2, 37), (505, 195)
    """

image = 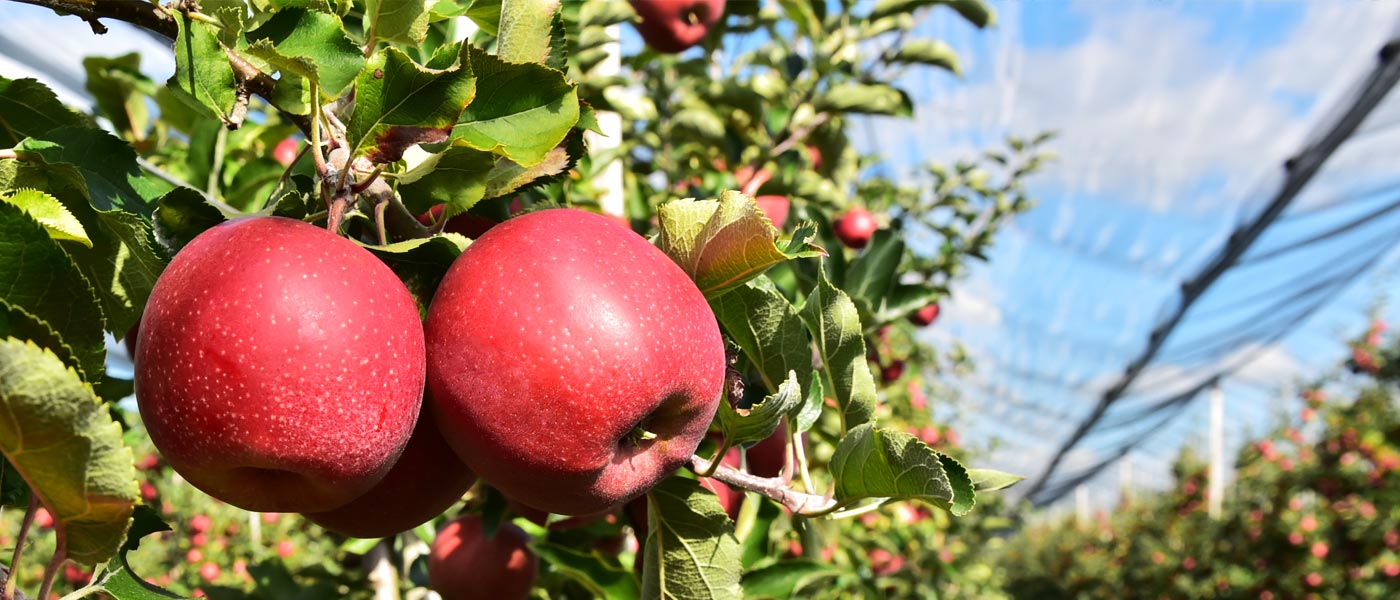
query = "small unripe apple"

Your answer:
(754, 195), (790, 229)
(305, 410), (477, 538)
(426, 209), (724, 515)
(629, 0), (726, 54)
(909, 303), (940, 327)
(428, 515), (537, 600)
(135, 216), (427, 513)
(833, 207), (877, 249)
(273, 137), (299, 167)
